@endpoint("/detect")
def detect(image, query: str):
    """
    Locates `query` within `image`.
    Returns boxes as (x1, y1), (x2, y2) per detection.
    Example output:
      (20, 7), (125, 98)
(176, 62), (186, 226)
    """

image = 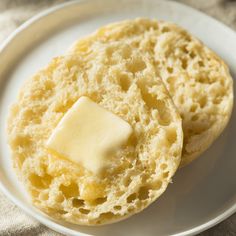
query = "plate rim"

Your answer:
(0, 0), (235, 235)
